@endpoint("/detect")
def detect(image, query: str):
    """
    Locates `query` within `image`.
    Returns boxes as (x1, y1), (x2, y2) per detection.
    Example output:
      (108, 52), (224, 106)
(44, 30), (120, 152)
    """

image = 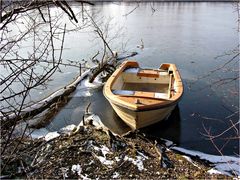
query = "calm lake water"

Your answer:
(41, 2), (238, 155)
